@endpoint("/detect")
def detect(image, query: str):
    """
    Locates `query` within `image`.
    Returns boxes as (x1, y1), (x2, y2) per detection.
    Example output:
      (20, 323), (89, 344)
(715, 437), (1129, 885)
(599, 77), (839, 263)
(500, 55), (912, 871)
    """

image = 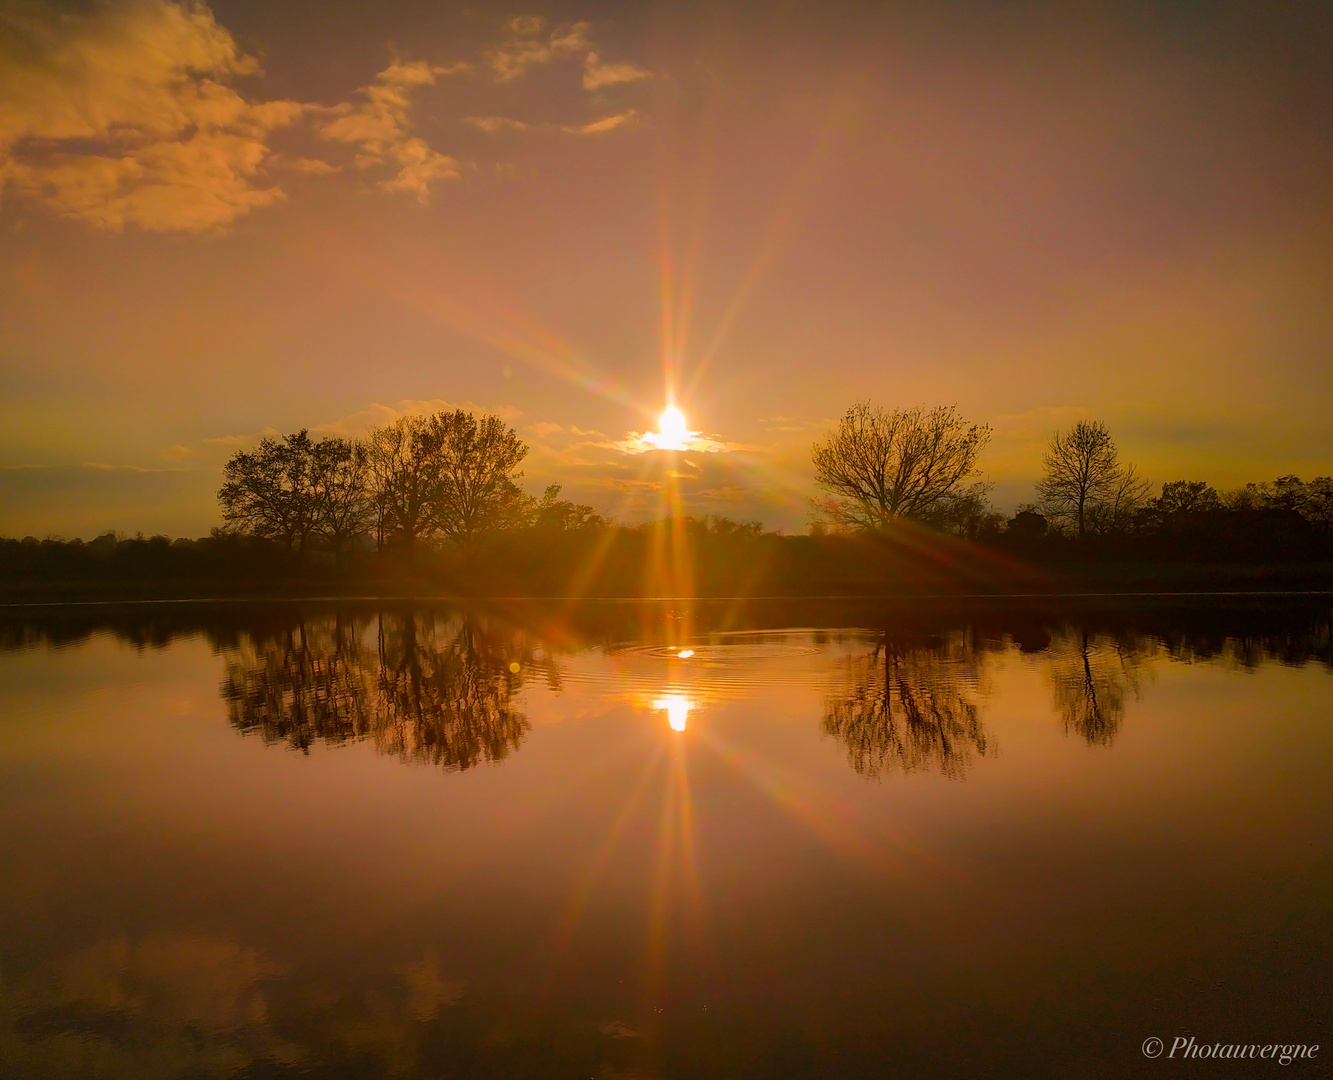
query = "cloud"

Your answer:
(562, 110), (637, 136)
(0, 4), (647, 229)
(311, 398), (523, 437)
(486, 17), (591, 82)
(319, 60), (461, 202)
(0, 0), (307, 231)
(286, 157), (341, 175)
(464, 116), (530, 134)
(486, 16), (649, 97)
(605, 431), (736, 455)
(582, 53), (650, 91)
